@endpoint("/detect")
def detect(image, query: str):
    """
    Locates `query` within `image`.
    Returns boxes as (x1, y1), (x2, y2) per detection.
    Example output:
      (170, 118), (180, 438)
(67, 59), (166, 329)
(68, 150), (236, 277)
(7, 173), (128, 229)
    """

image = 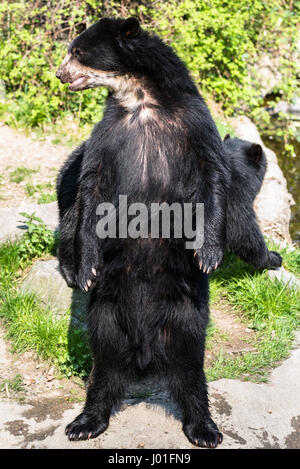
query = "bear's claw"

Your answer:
(76, 263), (99, 292)
(195, 245), (224, 274)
